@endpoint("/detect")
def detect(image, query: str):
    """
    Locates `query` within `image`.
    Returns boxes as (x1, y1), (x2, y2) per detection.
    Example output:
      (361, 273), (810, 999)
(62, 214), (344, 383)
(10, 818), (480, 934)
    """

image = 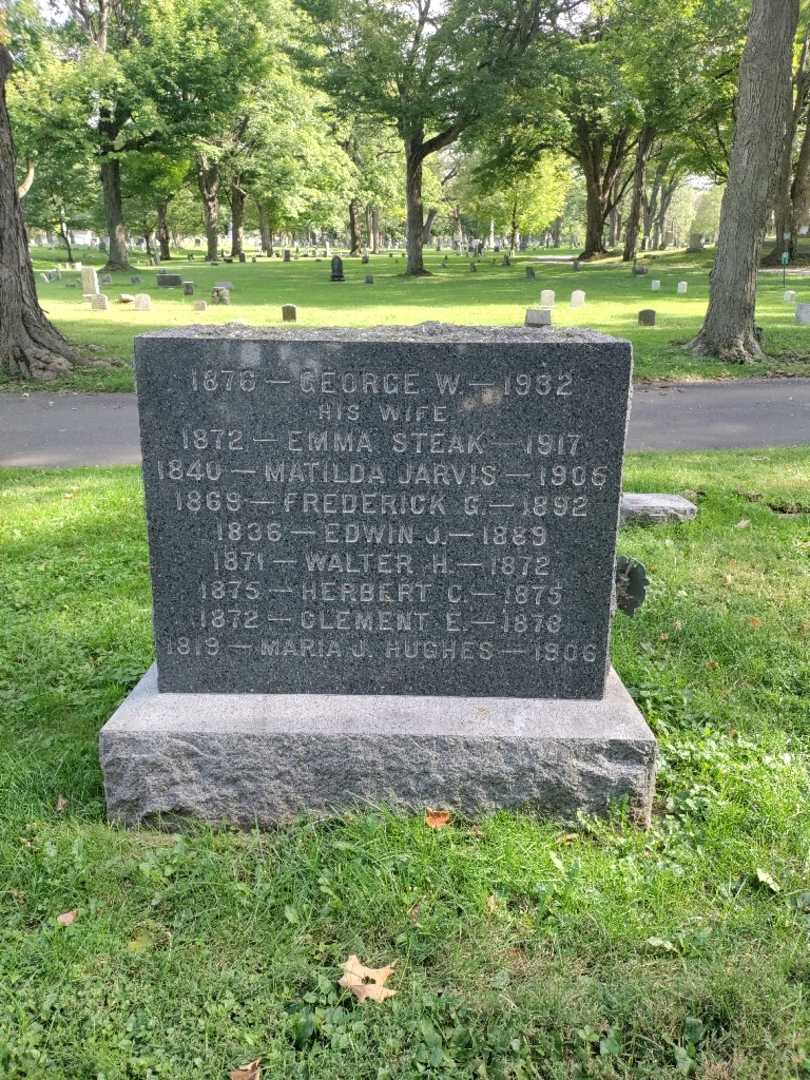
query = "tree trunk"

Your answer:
(0, 45), (73, 379)
(230, 179), (245, 258)
(607, 205), (618, 248)
(405, 142), (428, 275)
(766, 26), (810, 261)
(790, 117), (810, 230)
(582, 164), (609, 257)
(370, 205), (380, 253)
(348, 197), (362, 255)
(157, 199), (171, 260)
(422, 207), (438, 245)
(688, 0), (800, 362)
(58, 211), (73, 263)
(100, 156), (131, 271)
(256, 200), (272, 254)
(623, 125), (655, 262)
(197, 155), (220, 262)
